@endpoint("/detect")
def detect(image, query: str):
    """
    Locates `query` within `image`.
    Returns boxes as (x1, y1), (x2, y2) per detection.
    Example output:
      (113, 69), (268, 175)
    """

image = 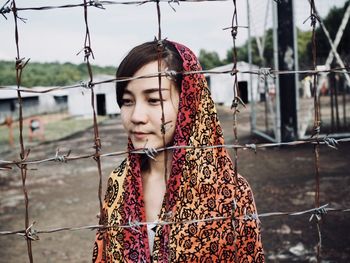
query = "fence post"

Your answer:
(277, 0), (298, 142)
